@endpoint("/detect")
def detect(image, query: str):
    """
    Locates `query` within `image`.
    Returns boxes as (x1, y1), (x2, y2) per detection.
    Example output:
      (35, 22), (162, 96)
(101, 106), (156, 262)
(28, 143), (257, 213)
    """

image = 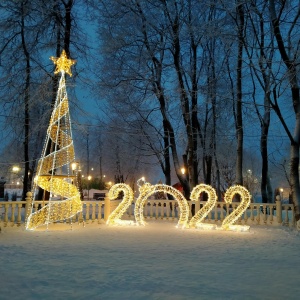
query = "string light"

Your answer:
(134, 179), (189, 228)
(106, 183), (135, 225)
(189, 184), (217, 229)
(26, 50), (81, 230)
(221, 185), (251, 231)
(134, 180), (153, 225)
